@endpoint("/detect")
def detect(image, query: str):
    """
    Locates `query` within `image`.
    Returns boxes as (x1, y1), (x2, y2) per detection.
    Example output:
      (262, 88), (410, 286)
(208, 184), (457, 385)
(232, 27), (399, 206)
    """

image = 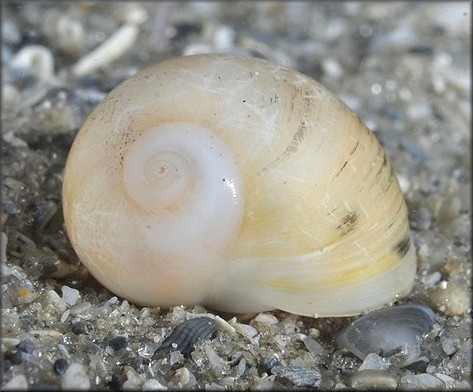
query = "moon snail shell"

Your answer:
(62, 54), (417, 317)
